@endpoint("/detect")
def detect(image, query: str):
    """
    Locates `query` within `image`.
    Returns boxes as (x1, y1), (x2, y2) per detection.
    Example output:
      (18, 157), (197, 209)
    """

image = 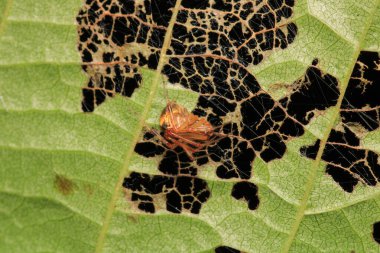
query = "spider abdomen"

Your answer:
(157, 101), (217, 160)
